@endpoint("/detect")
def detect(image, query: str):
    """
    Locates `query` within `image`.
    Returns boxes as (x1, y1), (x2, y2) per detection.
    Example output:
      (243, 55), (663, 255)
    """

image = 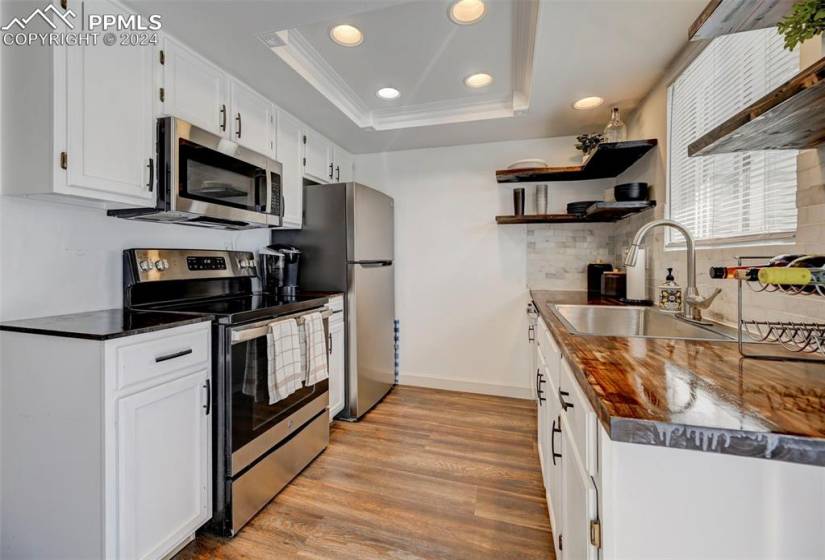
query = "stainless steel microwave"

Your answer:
(108, 117), (282, 229)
